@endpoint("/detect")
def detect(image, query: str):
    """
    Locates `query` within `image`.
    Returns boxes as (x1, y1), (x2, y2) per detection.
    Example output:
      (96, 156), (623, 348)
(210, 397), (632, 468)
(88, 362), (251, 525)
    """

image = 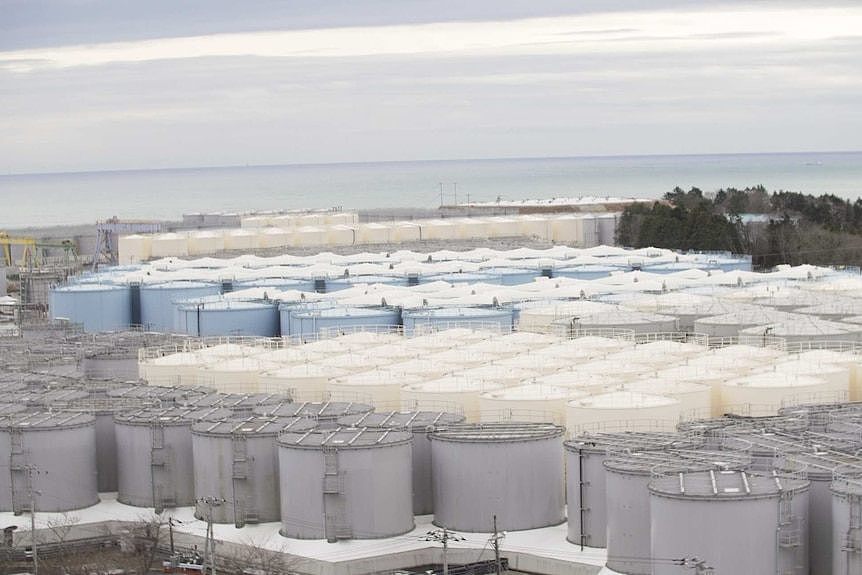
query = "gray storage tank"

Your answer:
(192, 416), (317, 527)
(650, 469), (810, 575)
(114, 406), (232, 511)
(604, 450), (751, 575)
(178, 392), (290, 416)
(278, 427), (414, 541)
(430, 422), (565, 532)
(0, 411), (99, 512)
(831, 475), (862, 575)
(337, 410), (466, 514)
(253, 401), (374, 428)
(564, 432), (688, 549)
